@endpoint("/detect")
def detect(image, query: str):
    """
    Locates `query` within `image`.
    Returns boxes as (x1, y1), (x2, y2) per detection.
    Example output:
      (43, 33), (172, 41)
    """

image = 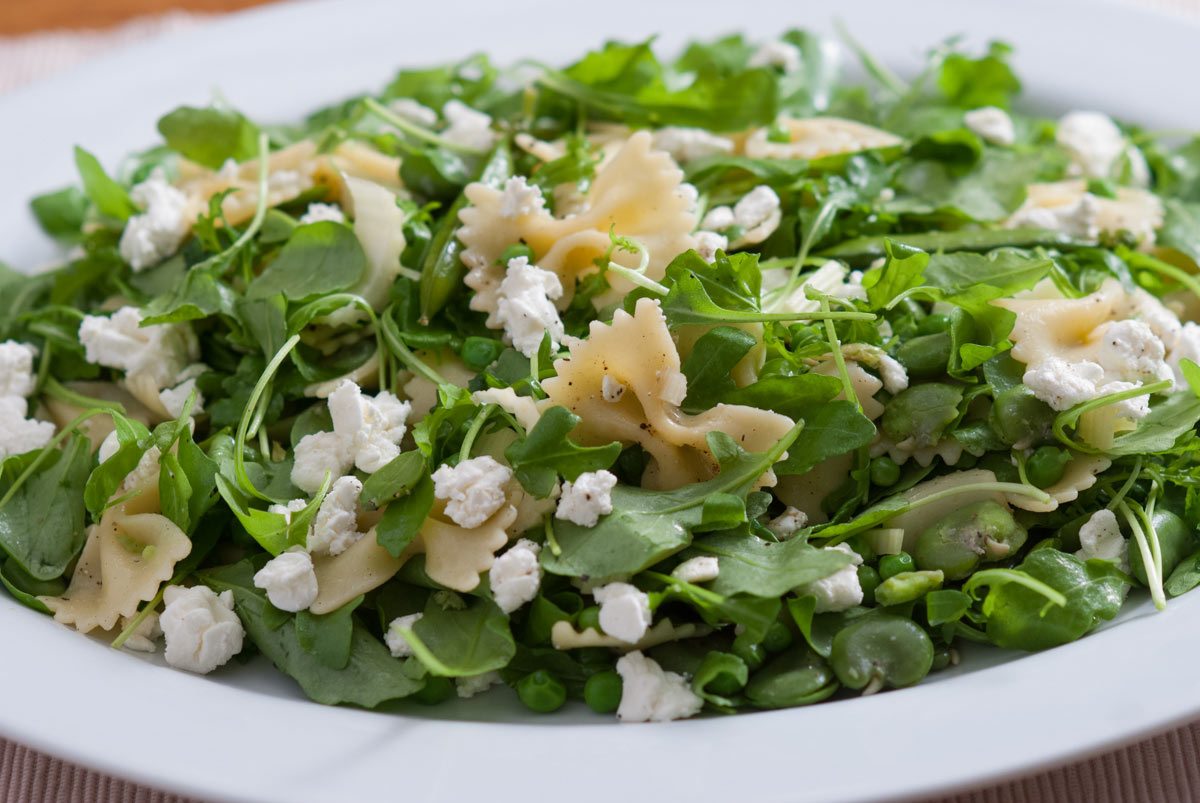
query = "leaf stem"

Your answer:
(458, 404), (495, 462)
(963, 568), (1068, 612)
(362, 97), (487, 156)
(234, 334), (300, 502)
(0, 408), (109, 512)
